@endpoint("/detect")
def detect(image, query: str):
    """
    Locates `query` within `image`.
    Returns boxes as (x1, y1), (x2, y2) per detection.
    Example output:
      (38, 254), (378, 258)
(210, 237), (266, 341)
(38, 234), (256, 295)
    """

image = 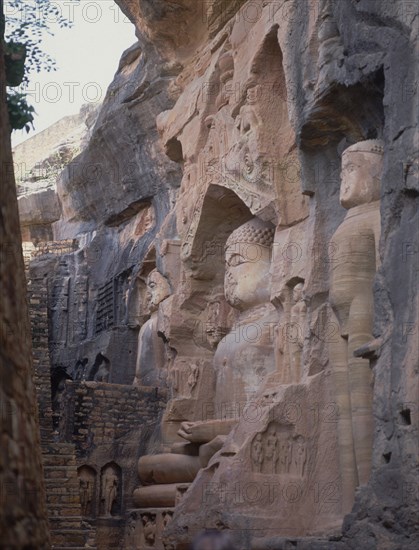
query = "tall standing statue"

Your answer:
(133, 269), (170, 387)
(329, 139), (383, 513)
